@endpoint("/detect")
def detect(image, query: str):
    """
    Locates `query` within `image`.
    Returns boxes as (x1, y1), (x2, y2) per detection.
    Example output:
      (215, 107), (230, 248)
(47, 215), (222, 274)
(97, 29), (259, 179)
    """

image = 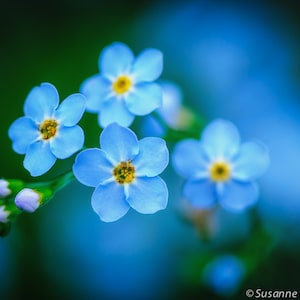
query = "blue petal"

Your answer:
(125, 82), (162, 115)
(8, 117), (39, 154)
(98, 97), (135, 128)
(99, 42), (134, 77)
(100, 123), (139, 164)
(24, 83), (59, 122)
(133, 137), (169, 177)
(73, 149), (113, 187)
(92, 182), (130, 222)
(80, 74), (111, 113)
(172, 139), (209, 179)
(126, 176), (168, 214)
(183, 179), (216, 209)
(24, 141), (56, 176)
(201, 119), (240, 160)
(232, 141), (270, 181)
(131, 48), (163, 82)
(141, 115), (165, 137)
(219, 180), (258, 212)
(50, 125), (84, 159)
(54, 93), (86, 126)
